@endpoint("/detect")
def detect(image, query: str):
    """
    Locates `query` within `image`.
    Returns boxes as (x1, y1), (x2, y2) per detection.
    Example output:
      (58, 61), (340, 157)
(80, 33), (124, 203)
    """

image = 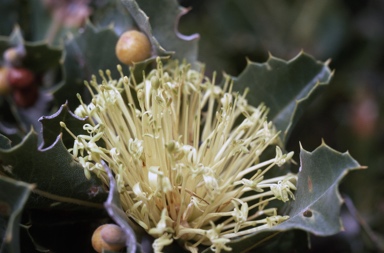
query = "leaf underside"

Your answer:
(122, 0), (199, 63)
(211, 142), (364, 253)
